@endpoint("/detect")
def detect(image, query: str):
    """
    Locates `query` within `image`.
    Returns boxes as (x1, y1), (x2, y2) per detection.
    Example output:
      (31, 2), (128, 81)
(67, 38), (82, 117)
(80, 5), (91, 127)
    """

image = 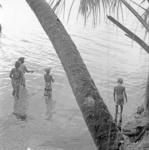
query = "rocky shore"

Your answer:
(122, 105), (149, 150)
